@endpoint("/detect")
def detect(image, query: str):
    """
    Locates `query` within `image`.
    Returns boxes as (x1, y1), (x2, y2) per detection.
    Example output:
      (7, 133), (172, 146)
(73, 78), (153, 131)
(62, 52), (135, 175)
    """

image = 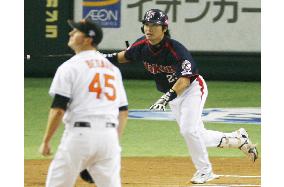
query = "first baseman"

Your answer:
(103, 9), (258, 184)
(39, 18), (128, 187)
